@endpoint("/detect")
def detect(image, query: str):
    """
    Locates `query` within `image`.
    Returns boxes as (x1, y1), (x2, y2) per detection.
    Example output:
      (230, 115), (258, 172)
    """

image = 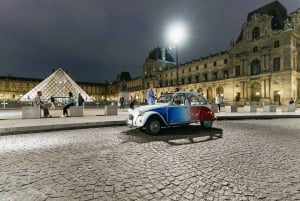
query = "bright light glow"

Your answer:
(167, 23), (186, 45)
